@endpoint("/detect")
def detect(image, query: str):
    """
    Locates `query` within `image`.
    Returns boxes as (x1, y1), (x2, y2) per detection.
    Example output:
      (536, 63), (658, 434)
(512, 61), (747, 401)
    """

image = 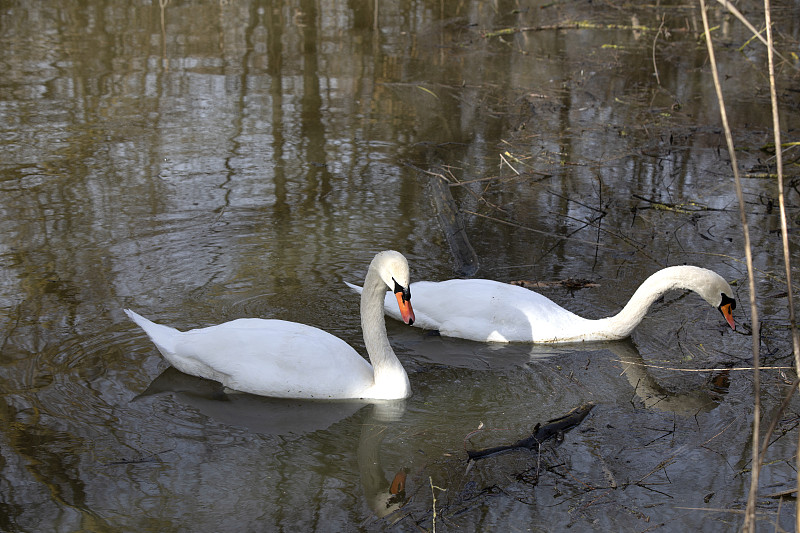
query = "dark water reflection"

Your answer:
(2, 0), (799, 531)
